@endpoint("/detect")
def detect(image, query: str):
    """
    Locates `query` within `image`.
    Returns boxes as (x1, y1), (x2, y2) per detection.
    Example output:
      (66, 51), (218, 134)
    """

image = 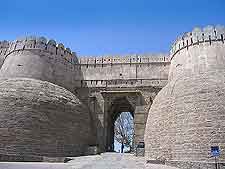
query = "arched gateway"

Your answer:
(86, 87), (163, 152)
(0, 36), (169, 159)
(103, 91), (142, 151)
(77, 54), (170, 153)
(0, 26), (225, 169)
